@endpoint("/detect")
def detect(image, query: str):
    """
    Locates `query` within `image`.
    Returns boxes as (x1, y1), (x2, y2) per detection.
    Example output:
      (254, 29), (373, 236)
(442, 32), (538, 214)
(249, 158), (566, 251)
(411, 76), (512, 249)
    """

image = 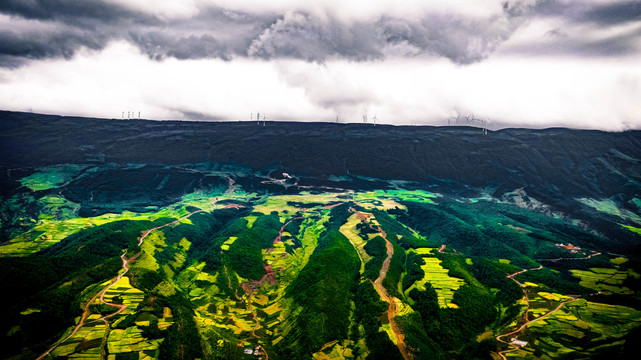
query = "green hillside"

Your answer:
(1, 112), (640, 359)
